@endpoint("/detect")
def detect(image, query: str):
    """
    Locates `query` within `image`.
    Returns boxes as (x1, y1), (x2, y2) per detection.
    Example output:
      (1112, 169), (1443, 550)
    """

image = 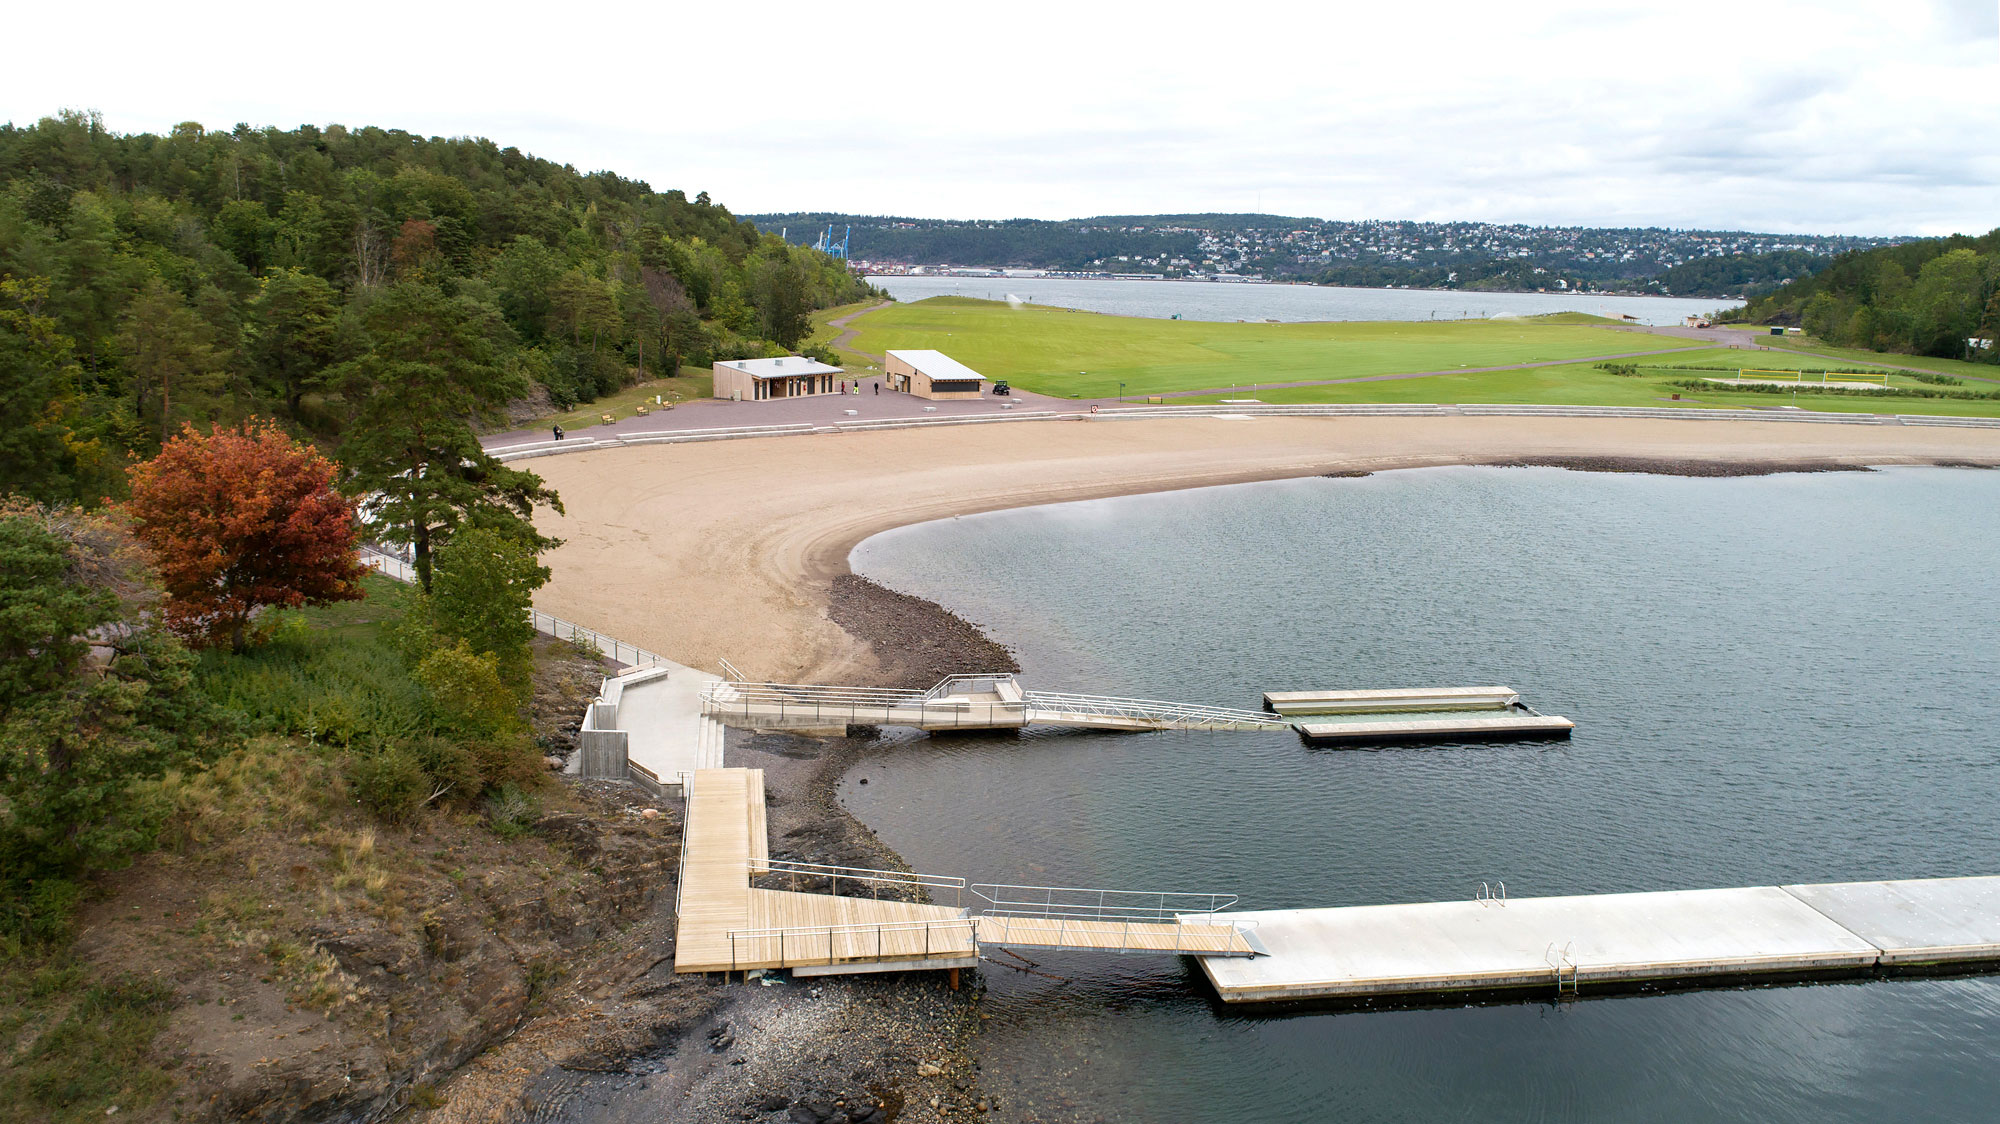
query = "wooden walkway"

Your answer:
(672, 767), (1259, 975)
(672, 768), (970, 974)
